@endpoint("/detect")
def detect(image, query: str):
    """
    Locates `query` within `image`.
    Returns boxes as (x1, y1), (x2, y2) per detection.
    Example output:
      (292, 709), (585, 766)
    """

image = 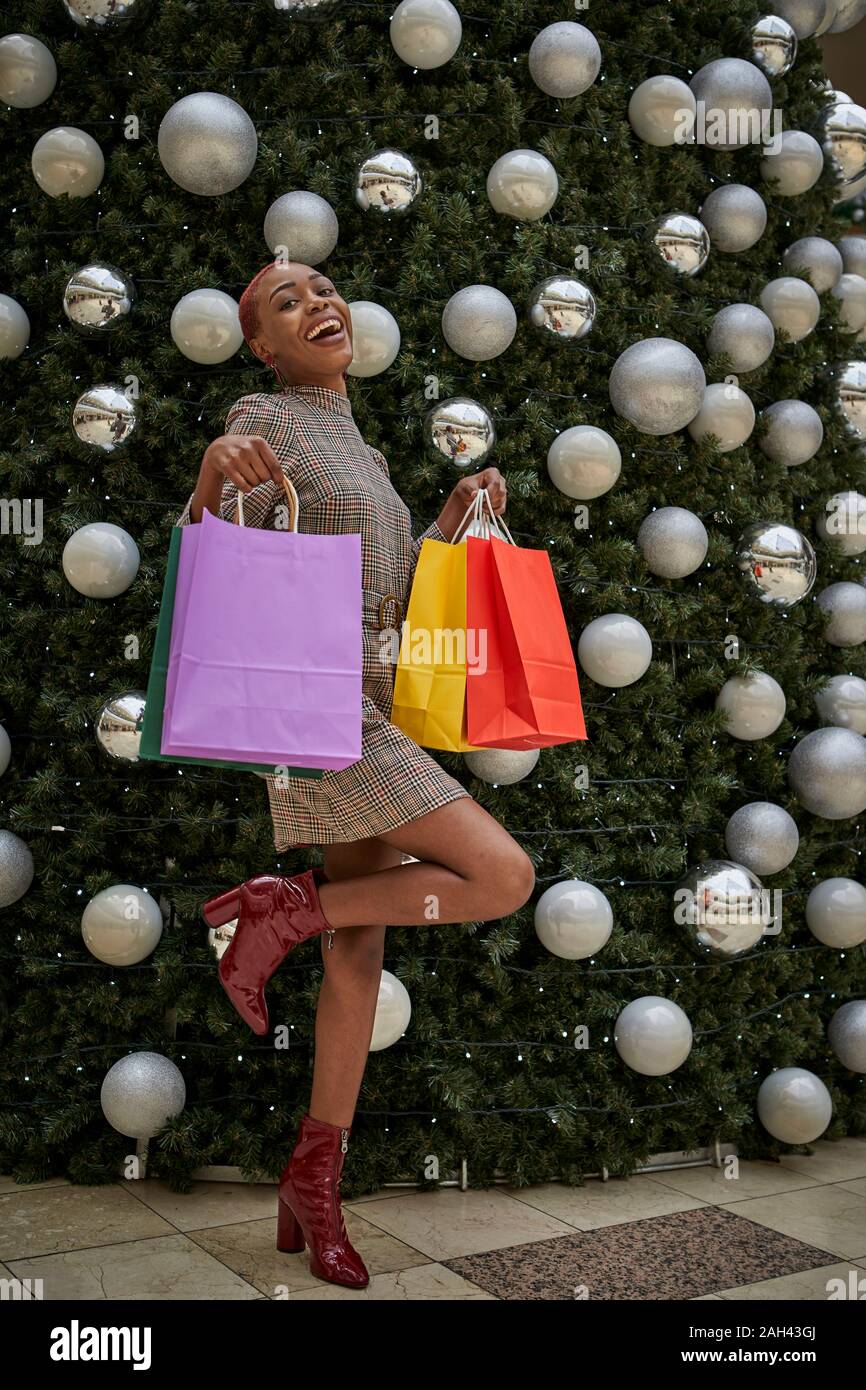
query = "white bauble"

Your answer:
(760, 129), (824, 195)
(81, 884), (164, 966)
(0, 294), (30, 359)
(628, 75), (696, 146)
(614, 996), (693, 1076)
(788, 726), (866, 818)
(62, 522), (140, 598)
(757, 1067), (832, 1144)
(487, 148), (558, 222)
(528, 21), (601, 99)
(170, 288), (243, 364)
(837, 234), (866, 278)
(346, 300), (400, 377)
(687, 382), (755, 452)
(534, 880), (613, 960)
(390, 0), (462, 69)
(782, 236), (843, 292)
(716, 671), (786, 740)
(827, 1000), (866, 1071)
(758, 399), (823, 468)
(814, 673), (866, 734)
(816, 581), (866, 646)
(760, 276), (821, 341)
(806, 876), (866, 946)
(31, 127), (104, 197)
(546, 425), (621, 500)
(707, 303), (775, 373)
(577, 613), (652, 687)
(831, 272), (866, 332)
(0, 32), (57, 107)
(370, 970), (412, 1050)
